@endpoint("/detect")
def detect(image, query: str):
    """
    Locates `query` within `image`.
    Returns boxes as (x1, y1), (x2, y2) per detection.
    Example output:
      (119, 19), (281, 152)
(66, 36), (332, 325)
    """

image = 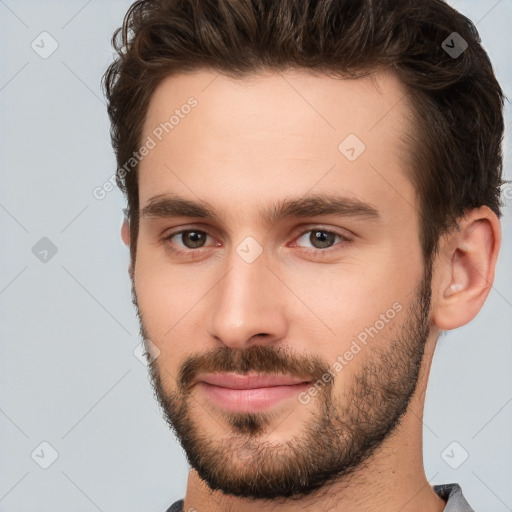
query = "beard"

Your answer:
(132, 260), (433, 502)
